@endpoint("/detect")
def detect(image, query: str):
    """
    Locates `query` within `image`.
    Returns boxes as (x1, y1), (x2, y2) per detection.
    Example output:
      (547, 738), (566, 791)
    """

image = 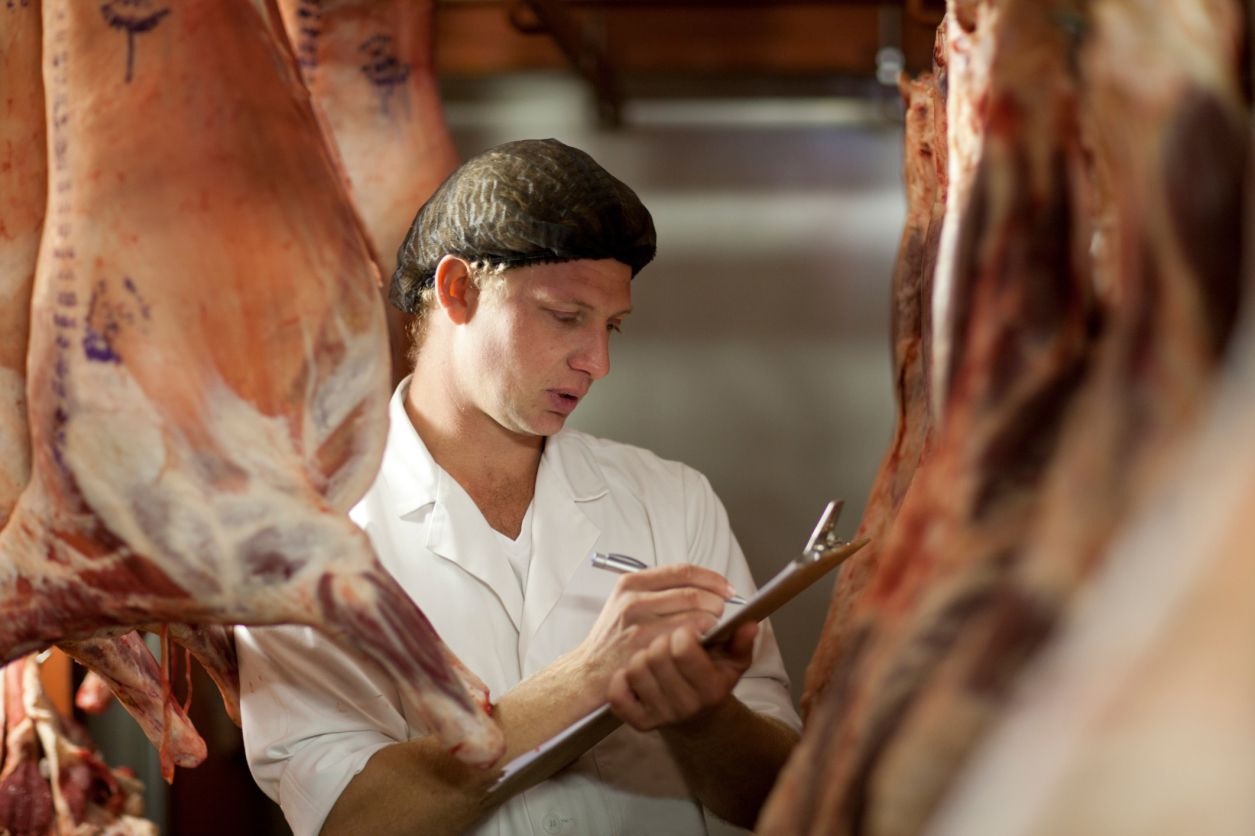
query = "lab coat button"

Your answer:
(541, 810), (572, 834)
